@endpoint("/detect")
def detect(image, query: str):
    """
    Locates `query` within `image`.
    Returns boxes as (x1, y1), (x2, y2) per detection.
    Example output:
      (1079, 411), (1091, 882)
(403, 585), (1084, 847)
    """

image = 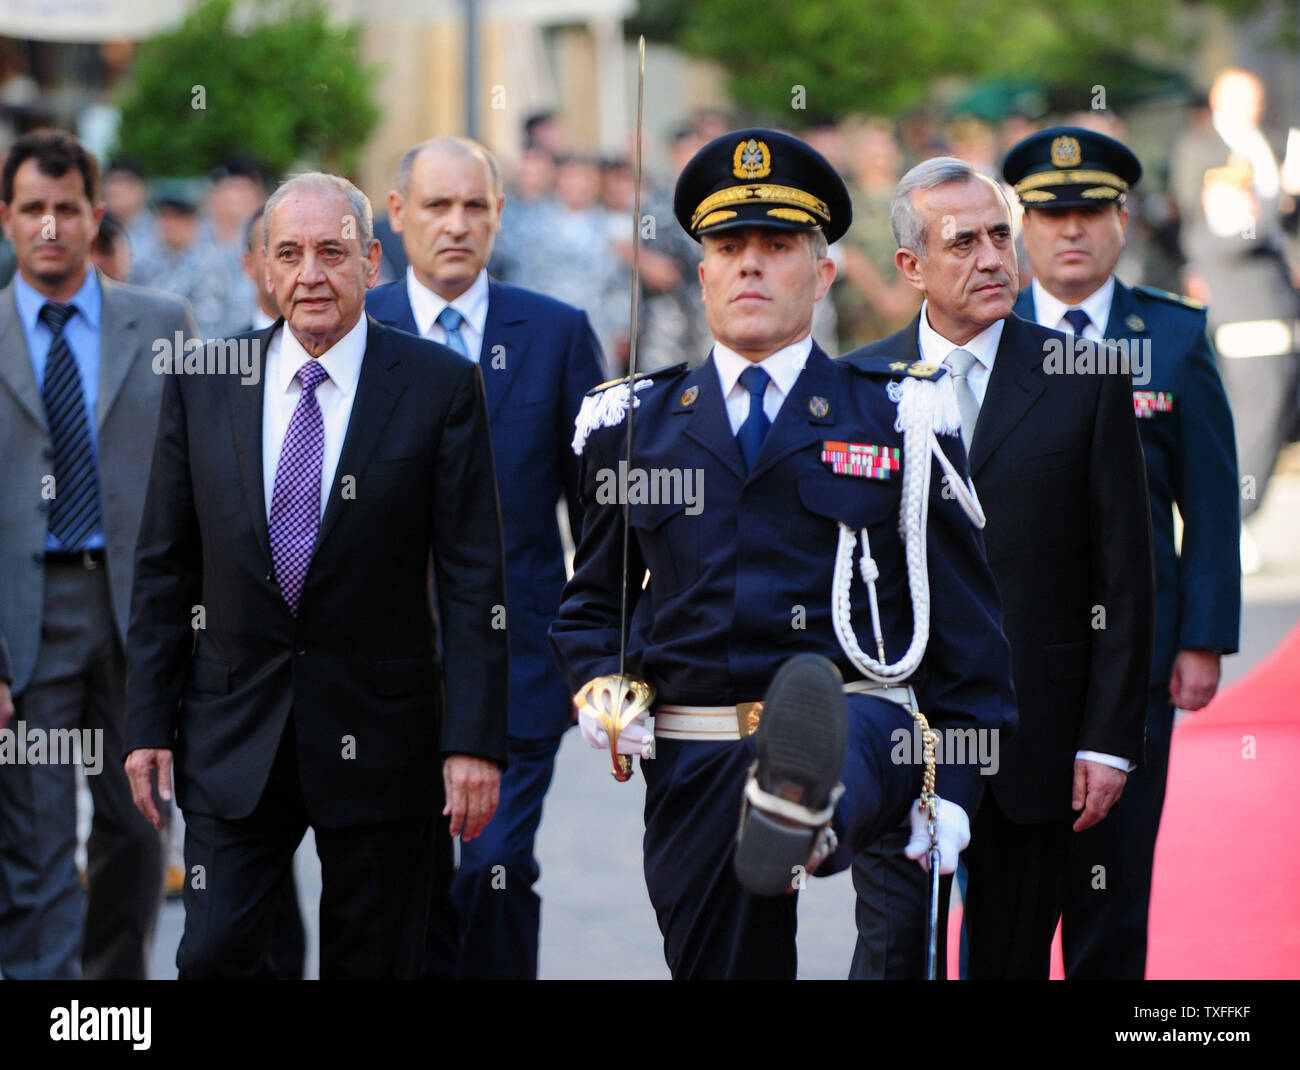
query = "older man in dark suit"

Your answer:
(0, 130), (195, 980)
(845, 155), (1155, 979)
(124, 172), (508, 979)
(368, 135), (603, 979)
